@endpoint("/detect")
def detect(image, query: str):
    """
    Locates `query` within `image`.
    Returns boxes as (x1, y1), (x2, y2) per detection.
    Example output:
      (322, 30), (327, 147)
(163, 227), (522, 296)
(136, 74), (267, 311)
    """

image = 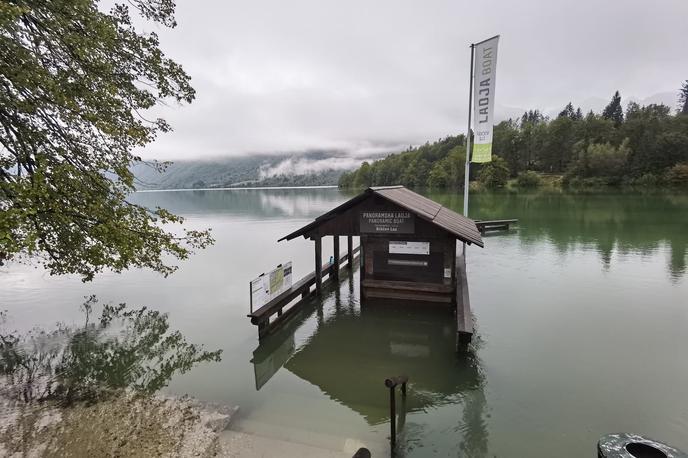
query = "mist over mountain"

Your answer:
(132, 151), (383, 190)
